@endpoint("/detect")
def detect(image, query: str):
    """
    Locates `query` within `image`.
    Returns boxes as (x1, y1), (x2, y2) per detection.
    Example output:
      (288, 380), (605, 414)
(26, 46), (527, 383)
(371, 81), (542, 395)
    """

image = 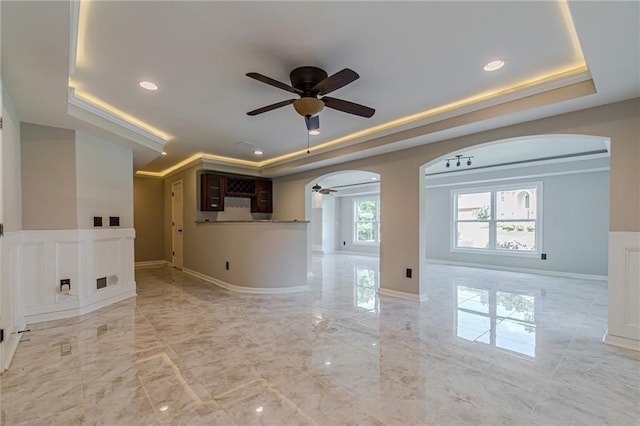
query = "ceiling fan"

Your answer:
(311, 183), (338, 195)
(246, 66), (375, 133)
